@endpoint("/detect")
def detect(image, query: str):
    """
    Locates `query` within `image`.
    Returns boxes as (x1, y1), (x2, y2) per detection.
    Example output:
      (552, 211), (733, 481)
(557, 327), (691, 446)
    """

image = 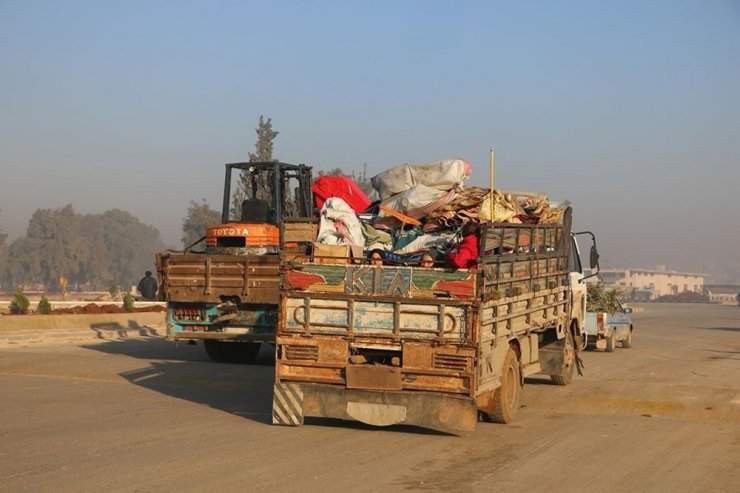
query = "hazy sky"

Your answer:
(1, 1), (738, 281)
